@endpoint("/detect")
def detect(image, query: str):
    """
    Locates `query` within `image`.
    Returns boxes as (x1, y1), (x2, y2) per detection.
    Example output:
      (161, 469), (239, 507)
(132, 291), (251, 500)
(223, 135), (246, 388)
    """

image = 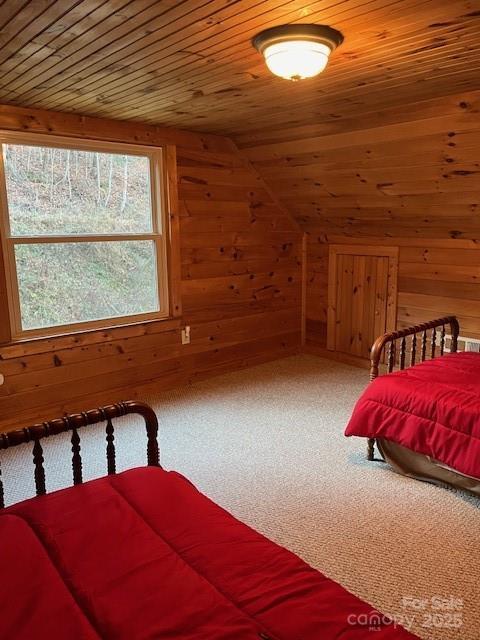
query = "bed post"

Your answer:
(367, 335), (384, 460)
(367, 438), (375, 462)
(450, 317), (460, 353)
